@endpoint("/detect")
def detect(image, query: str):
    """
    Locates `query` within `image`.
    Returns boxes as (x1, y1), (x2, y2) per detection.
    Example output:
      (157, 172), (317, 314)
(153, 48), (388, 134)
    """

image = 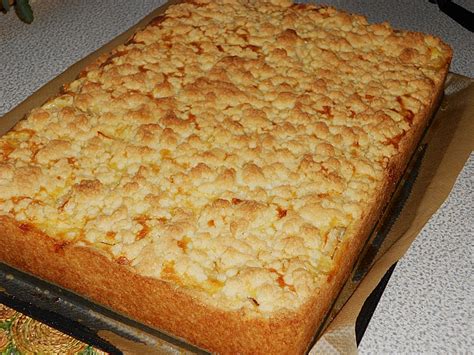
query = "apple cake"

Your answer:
(0, 0), (451, 353)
